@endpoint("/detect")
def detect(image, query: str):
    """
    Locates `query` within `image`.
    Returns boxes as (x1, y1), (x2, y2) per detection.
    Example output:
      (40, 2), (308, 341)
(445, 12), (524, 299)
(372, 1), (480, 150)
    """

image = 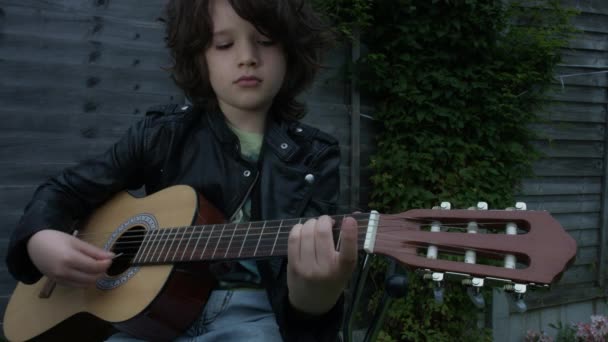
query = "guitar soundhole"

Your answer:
(107, 226), (146, 276)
